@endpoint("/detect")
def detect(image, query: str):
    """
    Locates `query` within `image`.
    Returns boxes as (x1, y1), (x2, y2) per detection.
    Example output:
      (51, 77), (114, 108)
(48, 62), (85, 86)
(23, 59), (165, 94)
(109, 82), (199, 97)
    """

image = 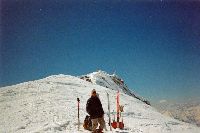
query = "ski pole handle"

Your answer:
(77, 98), (80, 102)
